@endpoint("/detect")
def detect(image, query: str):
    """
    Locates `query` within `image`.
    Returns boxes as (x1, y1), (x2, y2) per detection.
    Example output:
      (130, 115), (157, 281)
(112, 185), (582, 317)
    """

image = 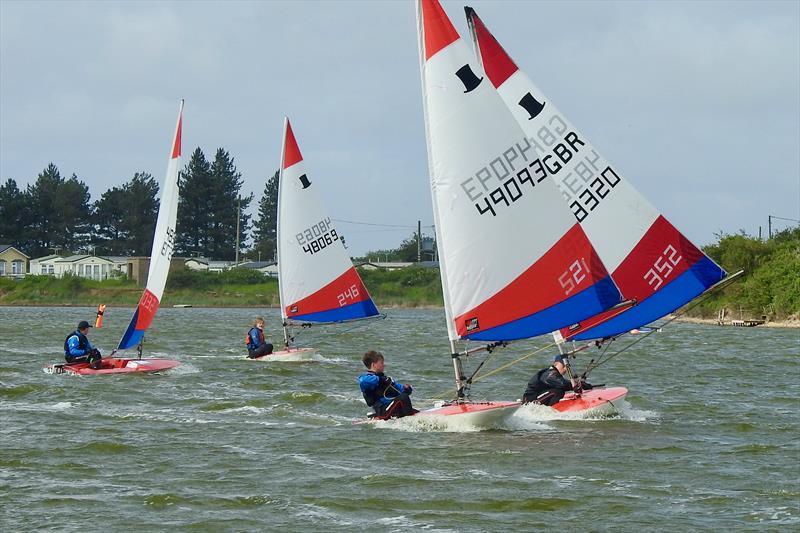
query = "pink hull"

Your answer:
(251, 347), (316, 360)
(45, 357), (179, 375)
(418, 401), (521, 417)
(551, 387), (628, 413)
(356, 400), (521, 426)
